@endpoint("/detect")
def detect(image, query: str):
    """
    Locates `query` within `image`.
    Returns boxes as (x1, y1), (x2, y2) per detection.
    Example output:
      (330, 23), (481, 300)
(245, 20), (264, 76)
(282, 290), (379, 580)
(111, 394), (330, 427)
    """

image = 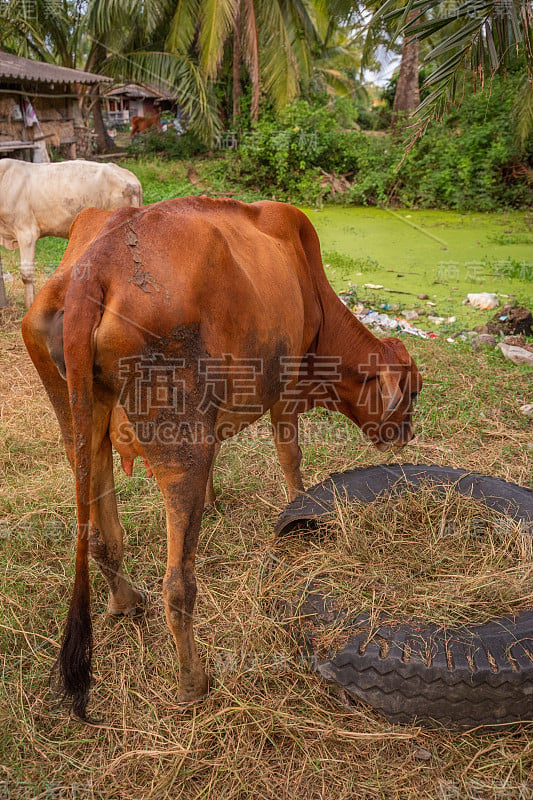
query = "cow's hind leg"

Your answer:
(22, 305), (144, 616)
(143, 445), (212, 703)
